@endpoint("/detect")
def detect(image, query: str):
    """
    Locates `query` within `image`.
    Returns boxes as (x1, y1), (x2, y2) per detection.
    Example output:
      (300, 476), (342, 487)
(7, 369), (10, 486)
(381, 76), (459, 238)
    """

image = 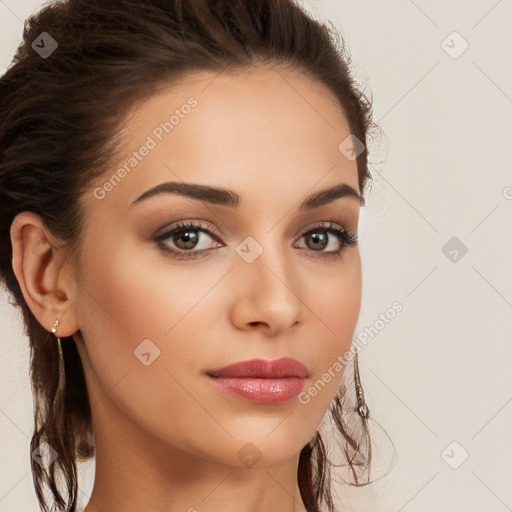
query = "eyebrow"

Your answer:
(131, 181), (364, 209)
